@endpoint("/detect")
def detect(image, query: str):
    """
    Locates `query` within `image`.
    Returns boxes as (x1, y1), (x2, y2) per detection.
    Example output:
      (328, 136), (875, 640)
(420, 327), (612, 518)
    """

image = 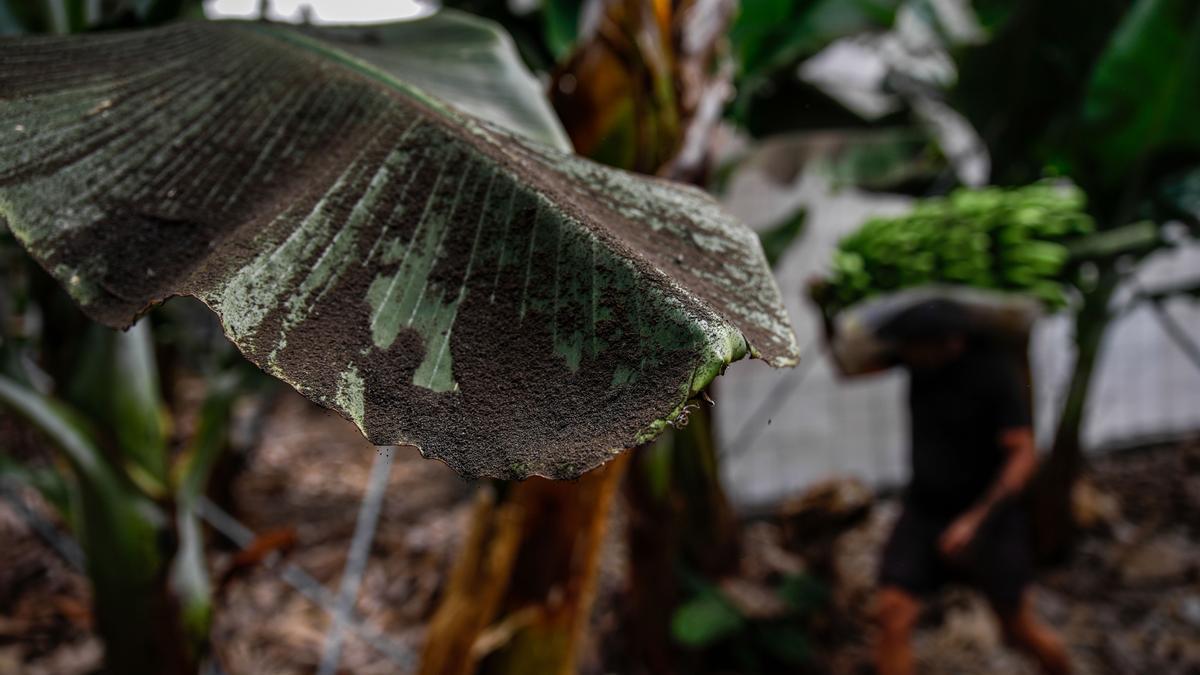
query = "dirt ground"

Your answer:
(1, 388), (1197, 674)
(817, 440), (1200, 674)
